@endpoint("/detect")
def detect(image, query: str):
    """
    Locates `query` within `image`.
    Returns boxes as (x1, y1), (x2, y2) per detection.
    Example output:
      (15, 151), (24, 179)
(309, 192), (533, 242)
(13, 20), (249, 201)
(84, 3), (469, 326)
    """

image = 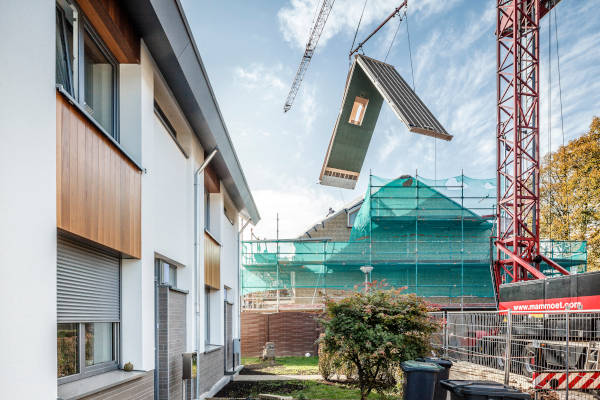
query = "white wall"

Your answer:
(121, 44), (155, 371)
(220, 193), (241, 339)
(0, 1), (57, 398)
